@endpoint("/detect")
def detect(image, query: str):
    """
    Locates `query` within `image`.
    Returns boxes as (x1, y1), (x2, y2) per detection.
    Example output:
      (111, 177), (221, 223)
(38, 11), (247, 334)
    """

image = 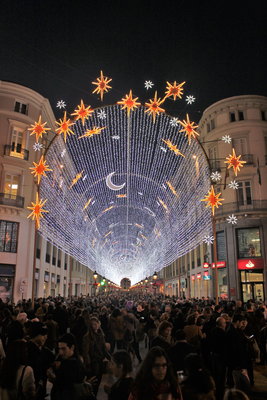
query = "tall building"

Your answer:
(0, 81), (94, 303)
(163, 95), (267, 302)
